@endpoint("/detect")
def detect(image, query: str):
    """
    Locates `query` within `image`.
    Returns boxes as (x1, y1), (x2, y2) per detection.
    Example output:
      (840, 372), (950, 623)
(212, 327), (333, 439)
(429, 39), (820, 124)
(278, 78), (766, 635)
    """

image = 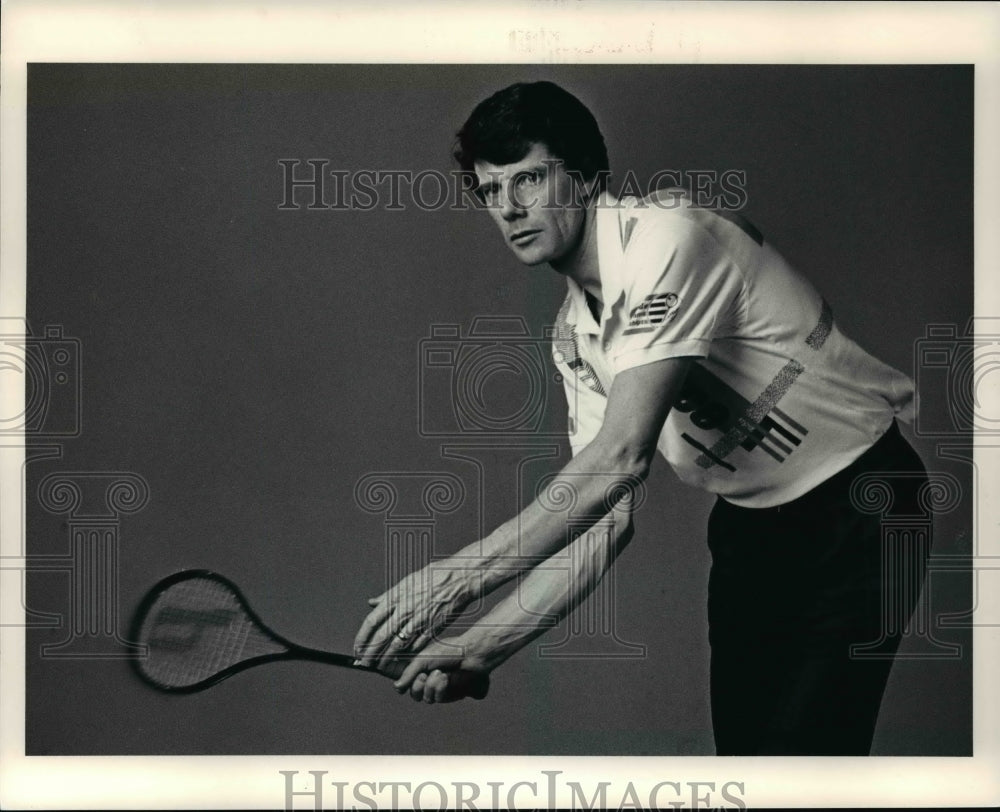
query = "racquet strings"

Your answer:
(135, 574), (287, 689)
